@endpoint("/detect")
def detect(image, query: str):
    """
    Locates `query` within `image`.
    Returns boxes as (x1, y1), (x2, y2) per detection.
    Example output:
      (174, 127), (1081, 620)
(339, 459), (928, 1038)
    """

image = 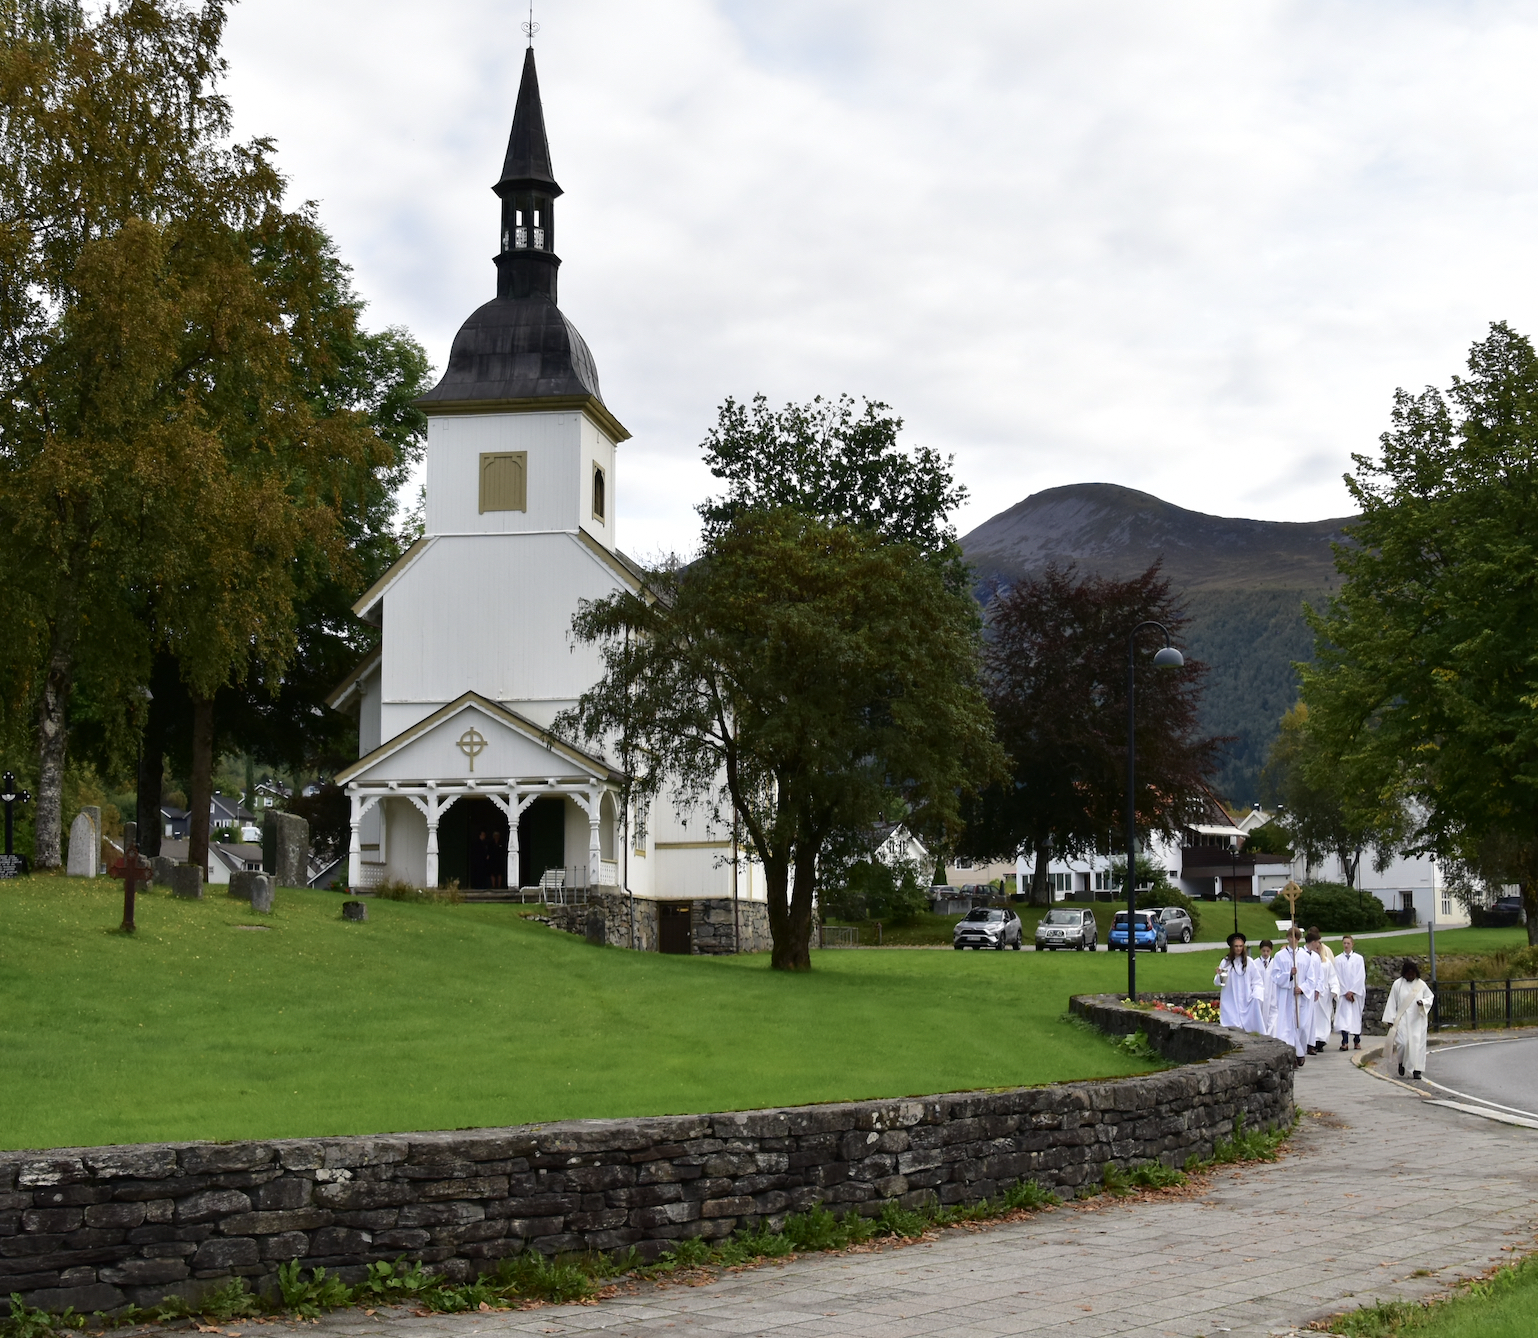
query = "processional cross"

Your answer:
(1279, 877), (1304, 1035)
(109, 843), (153, 933)
(0, 771), (30, 877)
